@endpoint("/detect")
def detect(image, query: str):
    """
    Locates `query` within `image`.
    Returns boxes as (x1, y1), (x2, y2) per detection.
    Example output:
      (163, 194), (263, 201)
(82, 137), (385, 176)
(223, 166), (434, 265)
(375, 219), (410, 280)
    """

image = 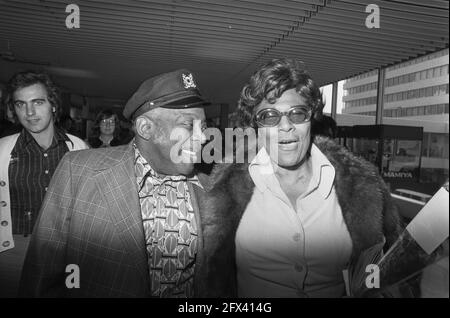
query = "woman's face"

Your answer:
(255, 88), (311, 169)
(99, 116), (116, 136)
